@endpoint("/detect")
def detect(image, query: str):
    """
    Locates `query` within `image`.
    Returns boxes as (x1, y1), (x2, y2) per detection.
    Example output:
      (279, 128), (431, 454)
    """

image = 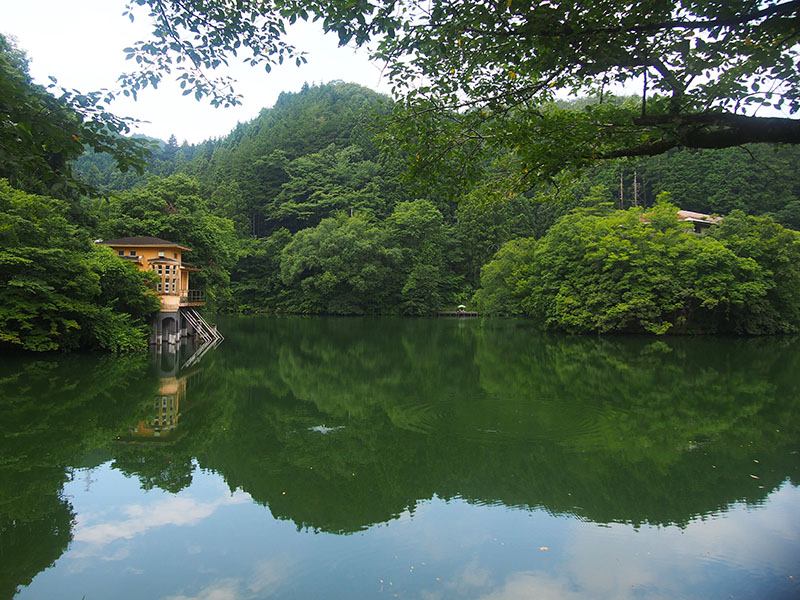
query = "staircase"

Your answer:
(181, 307), (224, 344)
